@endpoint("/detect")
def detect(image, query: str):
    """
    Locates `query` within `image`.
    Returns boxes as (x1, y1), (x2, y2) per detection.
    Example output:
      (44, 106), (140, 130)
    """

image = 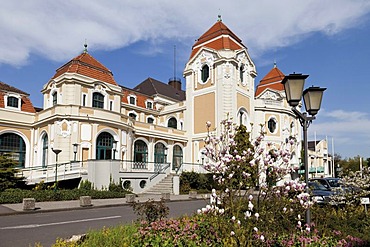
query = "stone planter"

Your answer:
(161, 192), (170, 201)
(189, 191), (197, 199)
(23, 198), (35, 211)
(126, 194), (136, 203)
(80, 196), (92, 207)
